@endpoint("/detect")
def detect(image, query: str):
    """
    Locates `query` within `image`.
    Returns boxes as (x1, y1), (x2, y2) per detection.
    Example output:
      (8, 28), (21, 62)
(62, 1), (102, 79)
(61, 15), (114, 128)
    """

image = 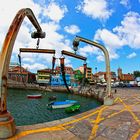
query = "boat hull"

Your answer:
(48, 100), (77, 109)
(27, 94), (42, 99)
(65, 104), (80, 113)
(52, 103), (74, 109)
